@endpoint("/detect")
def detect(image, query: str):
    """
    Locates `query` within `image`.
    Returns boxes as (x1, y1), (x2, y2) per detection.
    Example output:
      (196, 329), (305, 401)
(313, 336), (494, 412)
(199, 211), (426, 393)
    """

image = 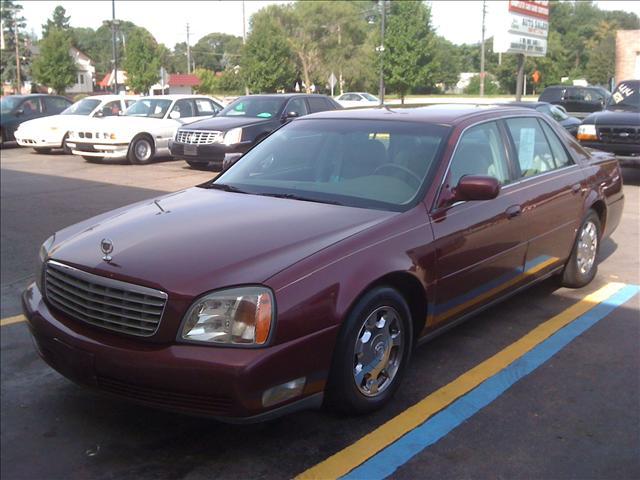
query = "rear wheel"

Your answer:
(325, 286), (413, 414)
(128, 135), (155, 165)
(33, 147), (51, 154)
(561, 210), (601, 288)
